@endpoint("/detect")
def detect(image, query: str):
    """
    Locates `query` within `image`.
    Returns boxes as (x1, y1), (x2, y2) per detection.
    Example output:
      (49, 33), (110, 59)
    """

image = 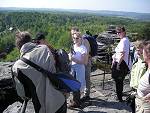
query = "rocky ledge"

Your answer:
(0, 62), (21, 113)
(0, 62), (132, 113)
